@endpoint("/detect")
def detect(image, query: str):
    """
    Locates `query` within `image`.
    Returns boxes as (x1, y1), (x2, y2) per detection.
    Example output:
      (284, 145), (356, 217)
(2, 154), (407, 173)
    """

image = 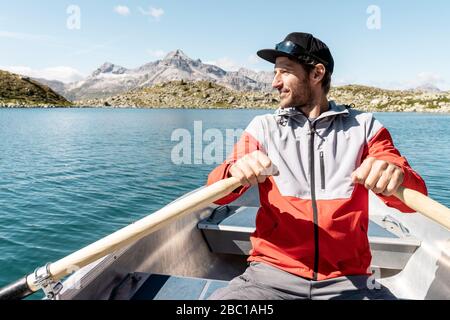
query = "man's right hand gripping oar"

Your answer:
(228, 150), (276, 187)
